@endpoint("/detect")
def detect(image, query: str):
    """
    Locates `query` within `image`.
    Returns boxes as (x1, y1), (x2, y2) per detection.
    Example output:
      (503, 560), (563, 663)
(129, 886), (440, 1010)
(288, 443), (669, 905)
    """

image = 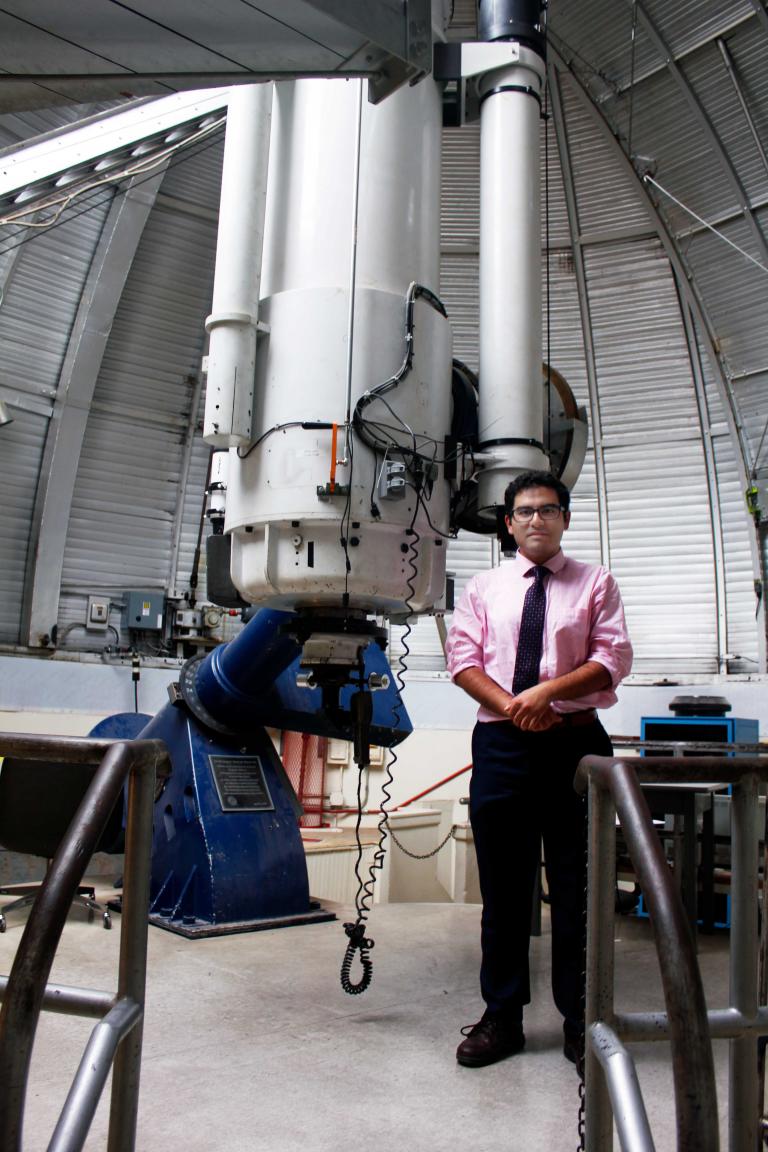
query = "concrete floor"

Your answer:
(1, 892), (739, 1152)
